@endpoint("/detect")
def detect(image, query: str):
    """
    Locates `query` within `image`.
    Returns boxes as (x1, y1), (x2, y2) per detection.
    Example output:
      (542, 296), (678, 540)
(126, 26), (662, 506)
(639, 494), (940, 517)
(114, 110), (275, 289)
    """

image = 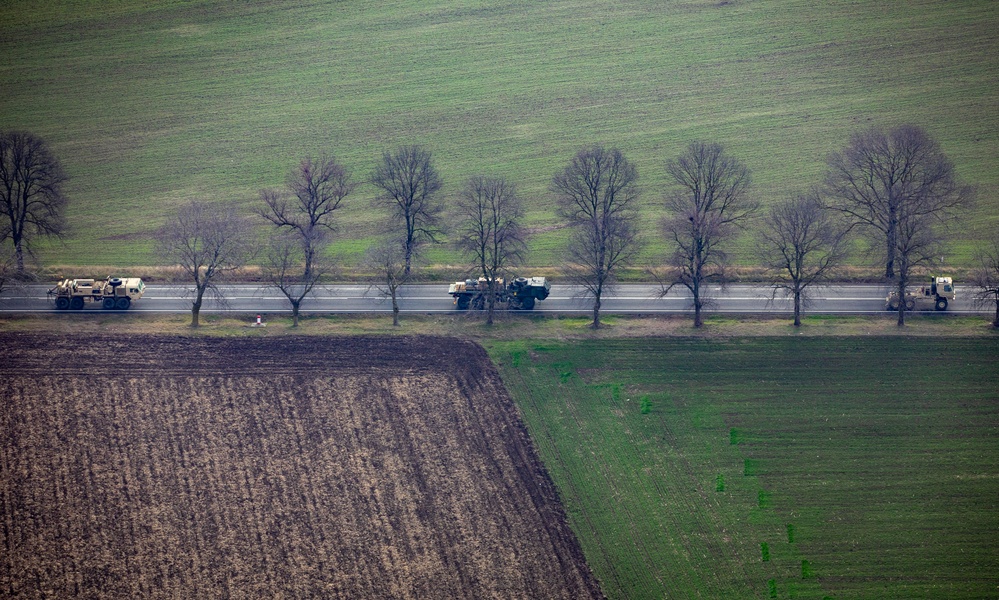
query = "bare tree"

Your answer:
(825, 124), (973, 281)
(260, 156), (355, 323)
(888, 203), (941, 326)
(758, 191), (848, 326)
(0, 131), (68, 275)
(661, 141), (758, 327)
(969, 233), (999, 328)
(454, 176), (527, 325)
(364, 236), (410, 327)
(260, 155), (356, 281)
(159, 201), (254, 327)
(262, 232), (332, 327)
(370, 145), (443, 276)
(552, 145), (640, 328)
